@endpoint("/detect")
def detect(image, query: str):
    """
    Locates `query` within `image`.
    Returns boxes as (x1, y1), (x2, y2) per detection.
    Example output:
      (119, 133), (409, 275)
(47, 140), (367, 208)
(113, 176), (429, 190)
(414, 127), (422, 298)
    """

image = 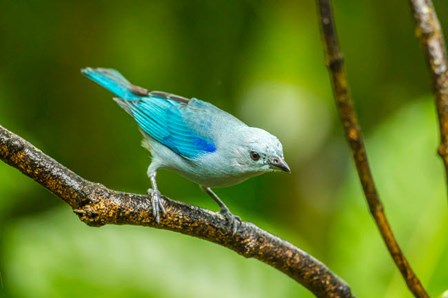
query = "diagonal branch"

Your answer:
(408, 0), (448, 193)
(316, 0), (429, 297)
(0, 124), (353, 298)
